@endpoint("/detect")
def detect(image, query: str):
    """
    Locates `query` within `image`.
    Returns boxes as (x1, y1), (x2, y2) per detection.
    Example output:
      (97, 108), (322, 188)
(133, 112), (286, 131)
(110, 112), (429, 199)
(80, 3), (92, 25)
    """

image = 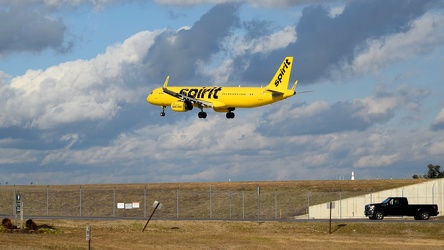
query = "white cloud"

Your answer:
(353, 153), (401, 168)
(352, 95), (398, 122)
(350, 12), (444, 75)
(267, 101), (329, 124)
(154, 0), (334, 8)
(0, 149), (38, 165)
(329, 5), (344, 17)
(428, 140), (444, 156)
(0, 30), (161, 129)
(228, 25), (297, 57)
(431, 107), (444, 126)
